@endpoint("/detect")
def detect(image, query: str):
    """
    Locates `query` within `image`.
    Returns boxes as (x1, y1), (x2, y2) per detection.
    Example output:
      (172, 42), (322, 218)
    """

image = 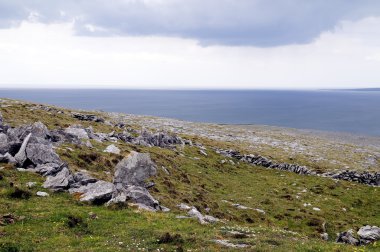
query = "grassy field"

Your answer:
(0, 99), (379, 251)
